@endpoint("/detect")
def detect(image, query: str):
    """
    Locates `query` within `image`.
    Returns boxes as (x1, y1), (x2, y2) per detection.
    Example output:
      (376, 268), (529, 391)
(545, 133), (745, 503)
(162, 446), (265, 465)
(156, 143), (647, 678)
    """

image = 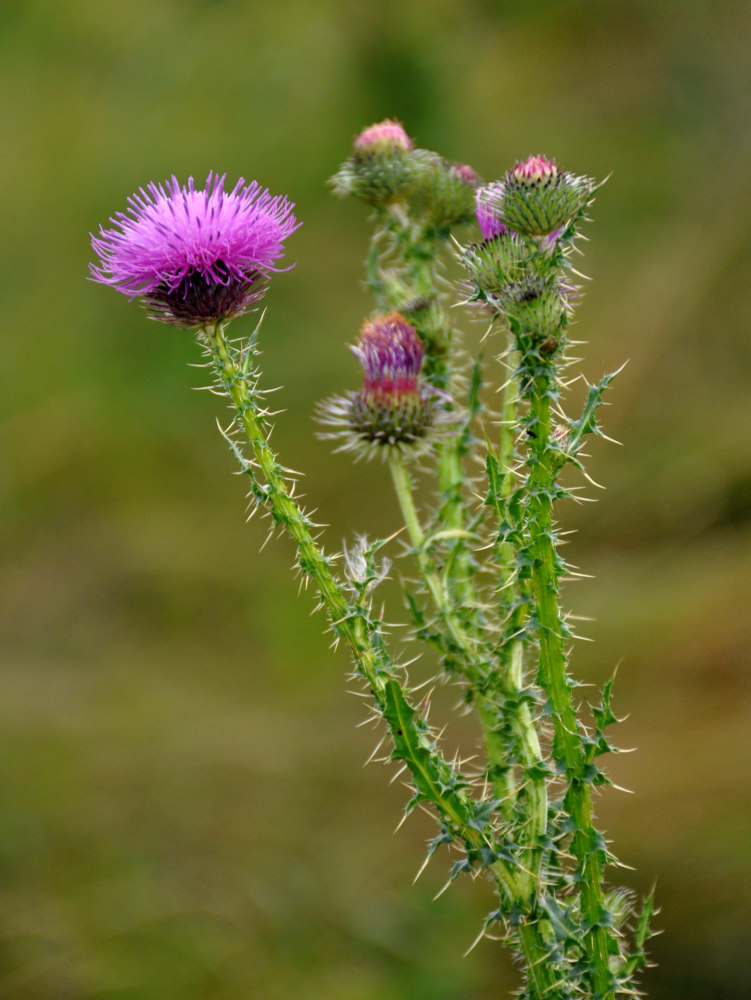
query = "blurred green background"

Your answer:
(1, 1), (750, 997)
